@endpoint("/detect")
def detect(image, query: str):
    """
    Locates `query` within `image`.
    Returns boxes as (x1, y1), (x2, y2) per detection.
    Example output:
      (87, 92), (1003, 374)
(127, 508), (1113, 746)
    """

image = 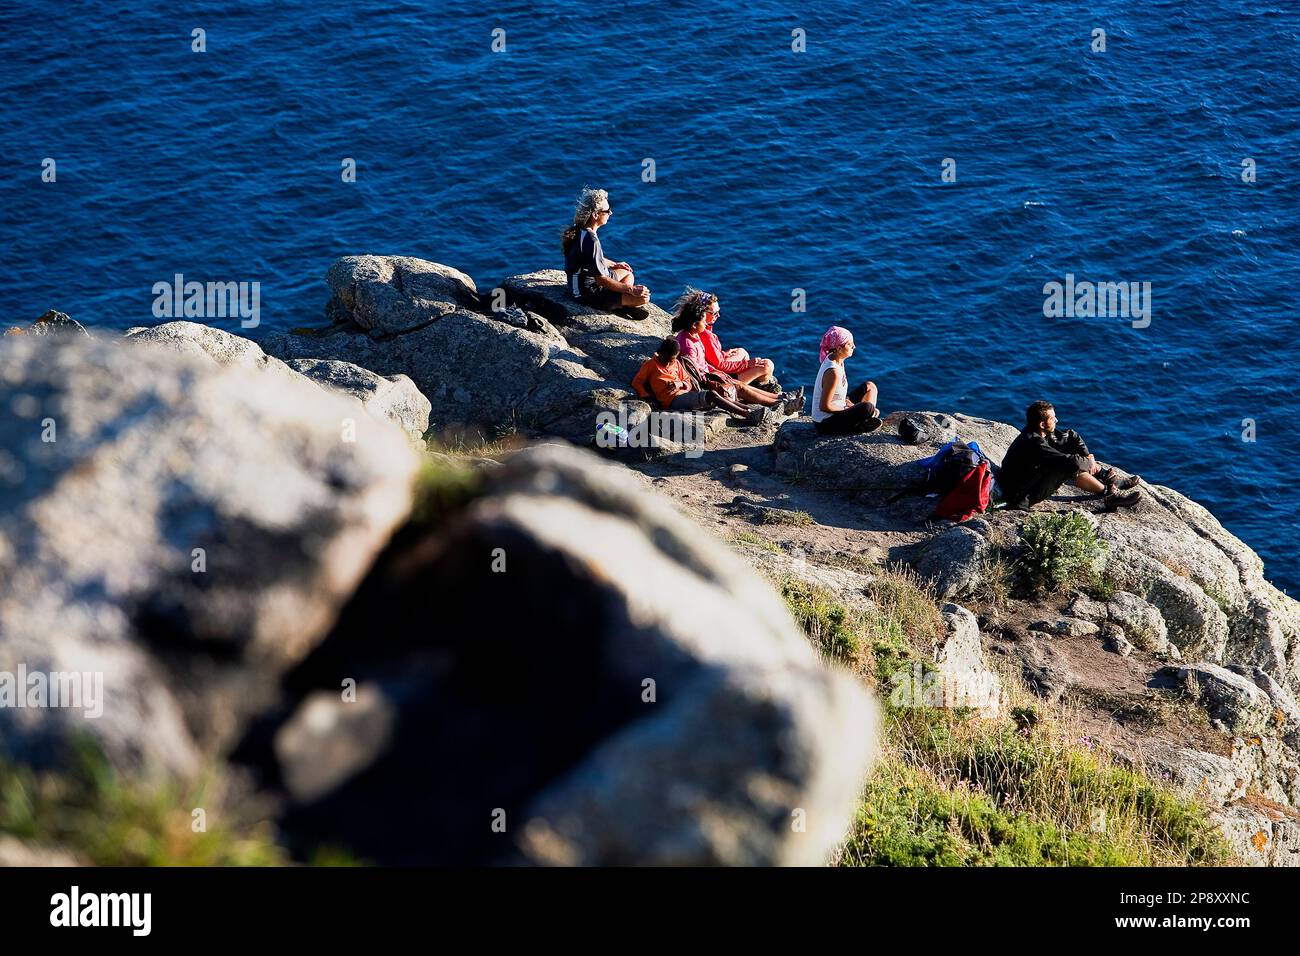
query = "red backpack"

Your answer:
(933, 459), (992, 522)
